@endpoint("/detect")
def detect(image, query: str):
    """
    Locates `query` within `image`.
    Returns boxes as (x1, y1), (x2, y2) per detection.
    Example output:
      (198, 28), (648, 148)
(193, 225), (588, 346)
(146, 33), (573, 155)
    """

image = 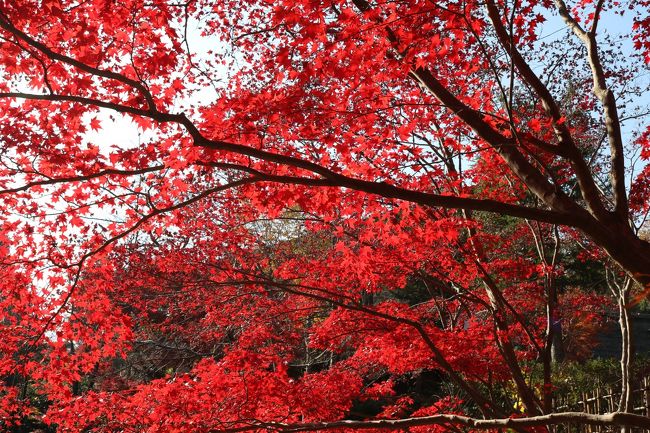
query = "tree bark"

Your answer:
(618, 282), (634, 433)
